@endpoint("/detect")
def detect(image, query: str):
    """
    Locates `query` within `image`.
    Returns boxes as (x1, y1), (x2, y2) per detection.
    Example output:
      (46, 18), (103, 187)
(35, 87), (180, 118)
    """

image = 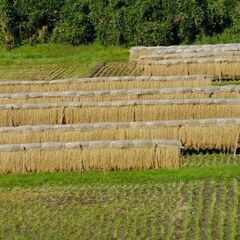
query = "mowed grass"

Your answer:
(0, 44), (129, 80)
(0, 154), (239, 239)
